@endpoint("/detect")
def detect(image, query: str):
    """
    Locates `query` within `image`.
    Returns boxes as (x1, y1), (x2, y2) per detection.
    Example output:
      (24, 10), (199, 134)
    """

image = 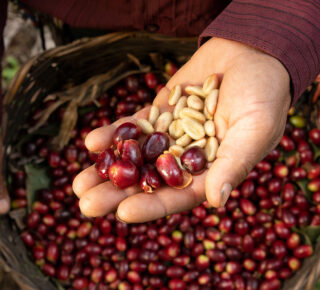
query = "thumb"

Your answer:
(205, 120), (279, 208)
